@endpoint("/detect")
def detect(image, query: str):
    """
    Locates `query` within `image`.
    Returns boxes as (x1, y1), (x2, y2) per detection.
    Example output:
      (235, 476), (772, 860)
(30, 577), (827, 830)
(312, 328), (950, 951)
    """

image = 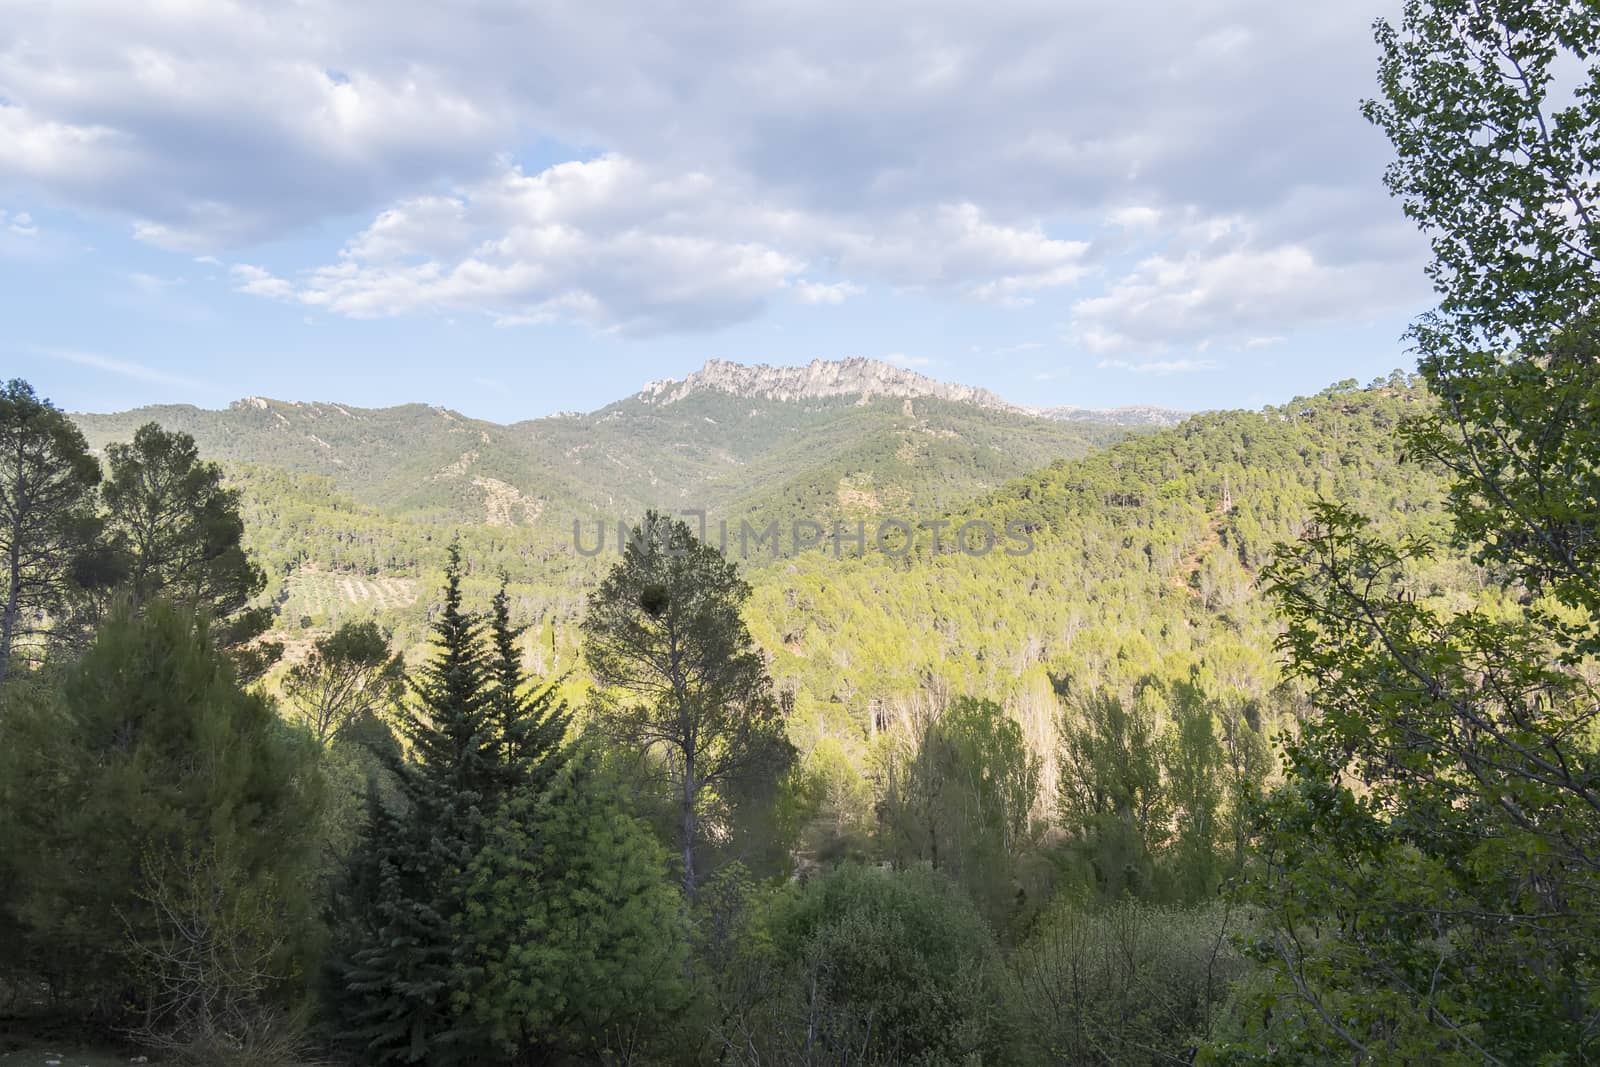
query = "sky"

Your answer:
(0, 0), (1435, 422)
